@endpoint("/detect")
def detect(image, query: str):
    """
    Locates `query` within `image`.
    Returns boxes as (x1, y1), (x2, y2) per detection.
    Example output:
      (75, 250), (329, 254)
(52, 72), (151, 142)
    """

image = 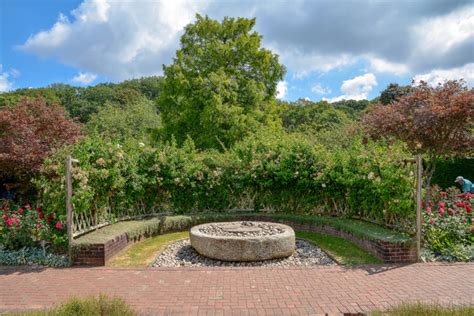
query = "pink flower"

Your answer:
(438, 208), (445, 215)
(430, 218), (435, 225)
(37, 223), (42, 229)
(55, 221), (63, 229)
(25, 204), (30, 209)
(471, 226), (474, 232)
(448, 208), (455, 215)
(17, 208), (23, 214)
(438, 201), (445, 207)
(466, 206), (472, 213)
(426, 207), (432, 213)
(440, 191), (447, 196)
(38, 213), (44, 219)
